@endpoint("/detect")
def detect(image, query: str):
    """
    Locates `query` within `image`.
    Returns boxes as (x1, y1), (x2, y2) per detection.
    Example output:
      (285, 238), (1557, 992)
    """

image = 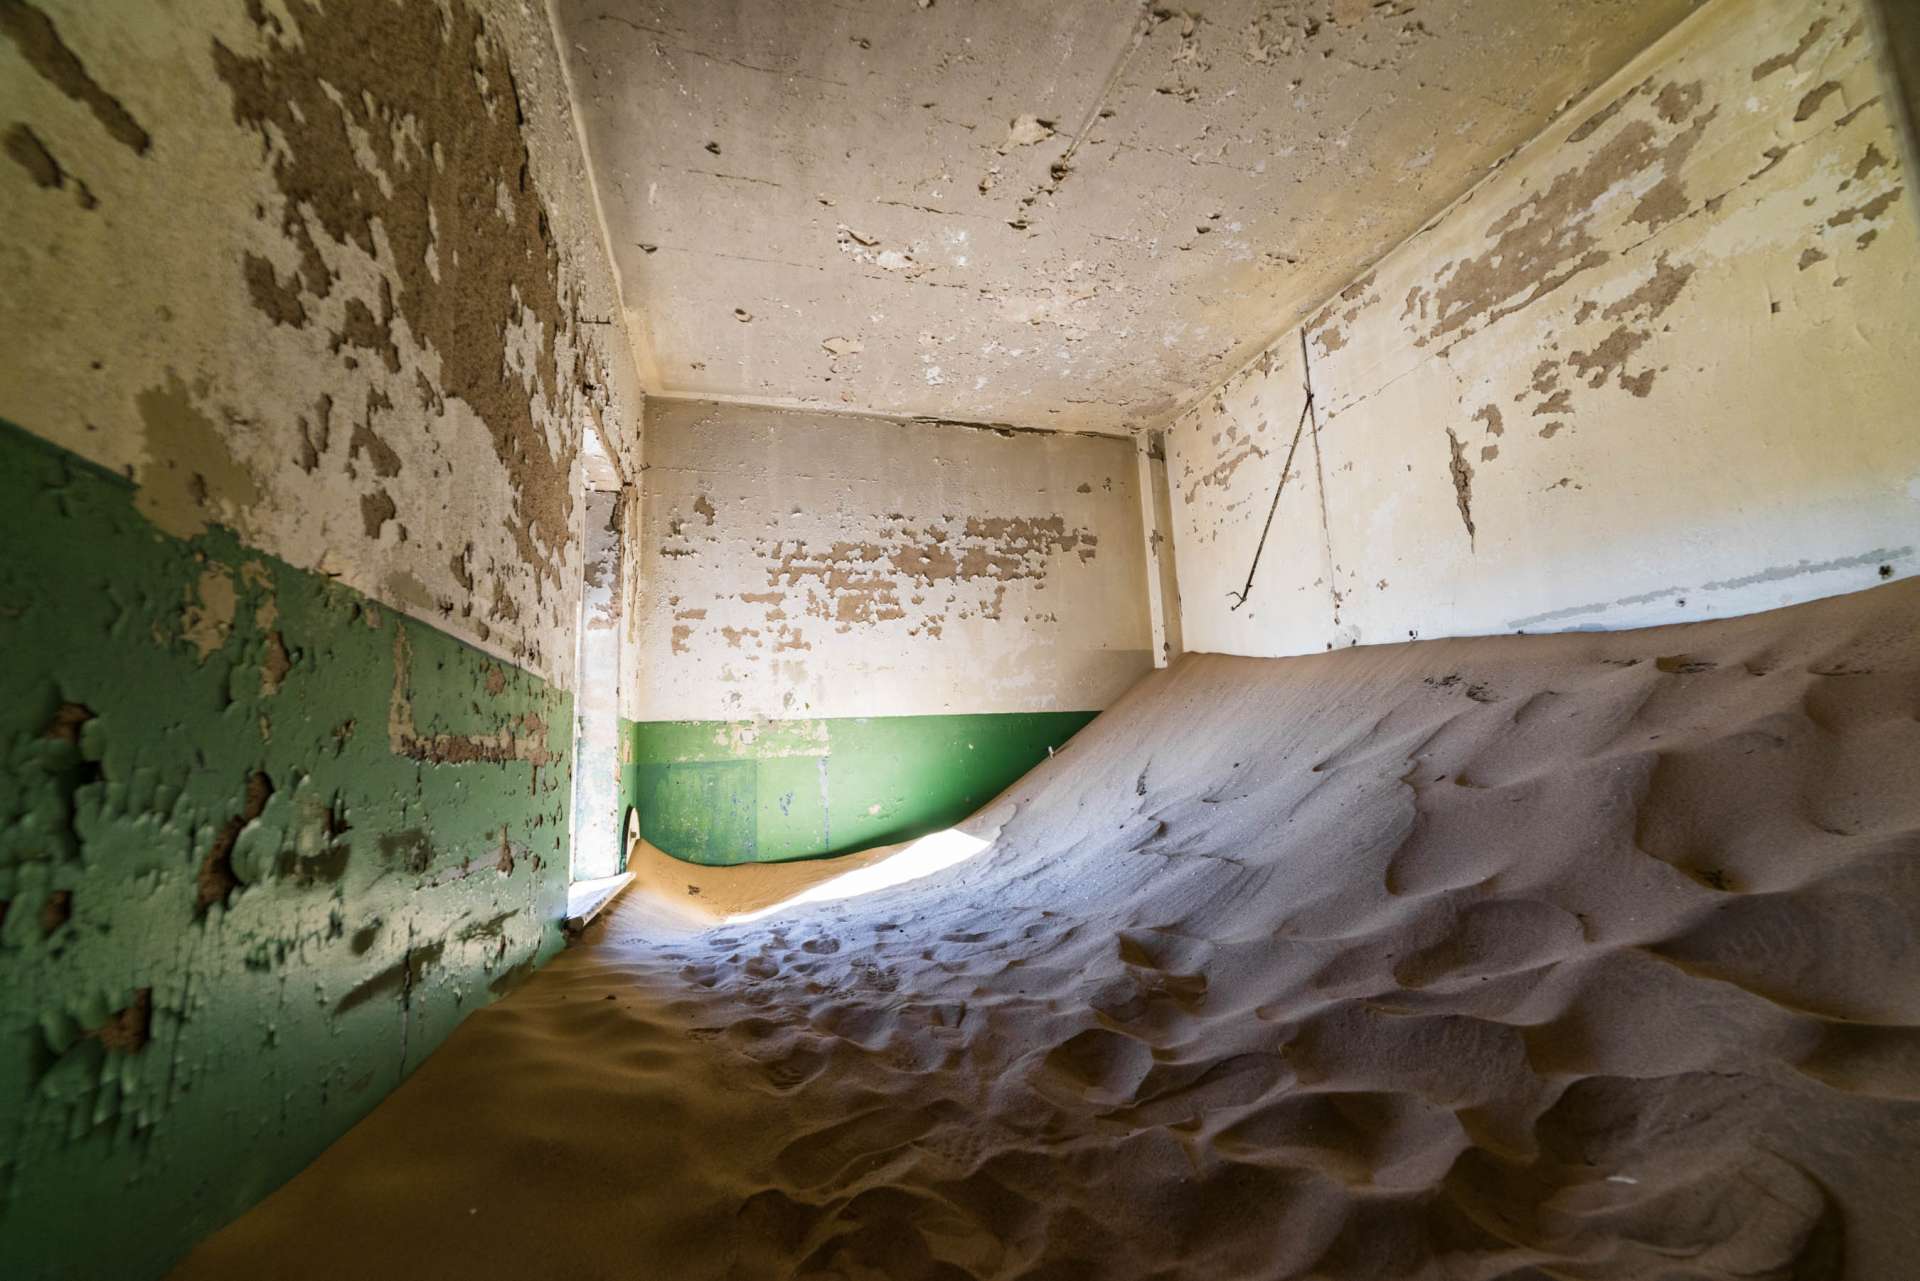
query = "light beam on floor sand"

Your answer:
(727, 828), (992, 922)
